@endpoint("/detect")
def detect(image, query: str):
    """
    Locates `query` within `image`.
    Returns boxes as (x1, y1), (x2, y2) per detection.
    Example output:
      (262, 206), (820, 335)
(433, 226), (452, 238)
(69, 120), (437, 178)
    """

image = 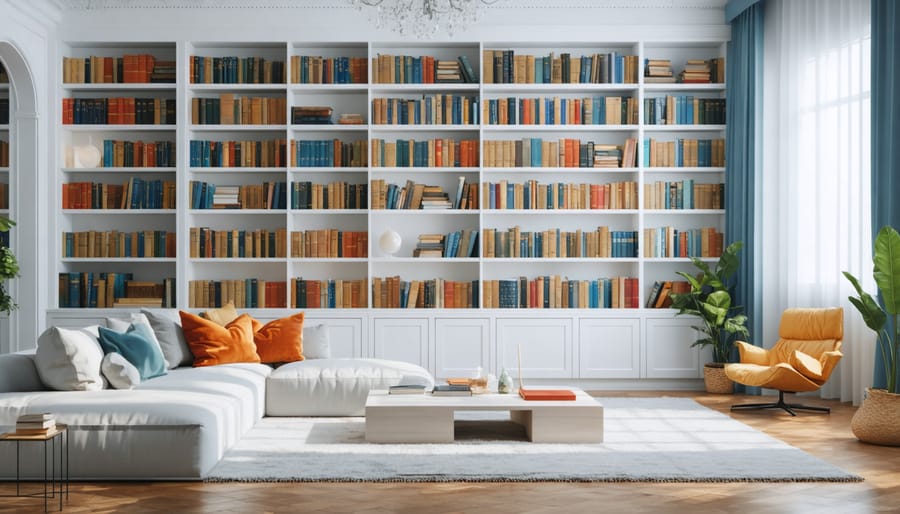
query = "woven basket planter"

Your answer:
(851, 388), (900, 446)
(703, 363), (733, 394)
